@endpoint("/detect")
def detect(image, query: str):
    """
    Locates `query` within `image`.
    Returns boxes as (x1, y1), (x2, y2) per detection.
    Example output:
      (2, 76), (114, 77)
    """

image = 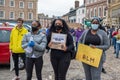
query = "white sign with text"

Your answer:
(50, 33), (67, 50)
